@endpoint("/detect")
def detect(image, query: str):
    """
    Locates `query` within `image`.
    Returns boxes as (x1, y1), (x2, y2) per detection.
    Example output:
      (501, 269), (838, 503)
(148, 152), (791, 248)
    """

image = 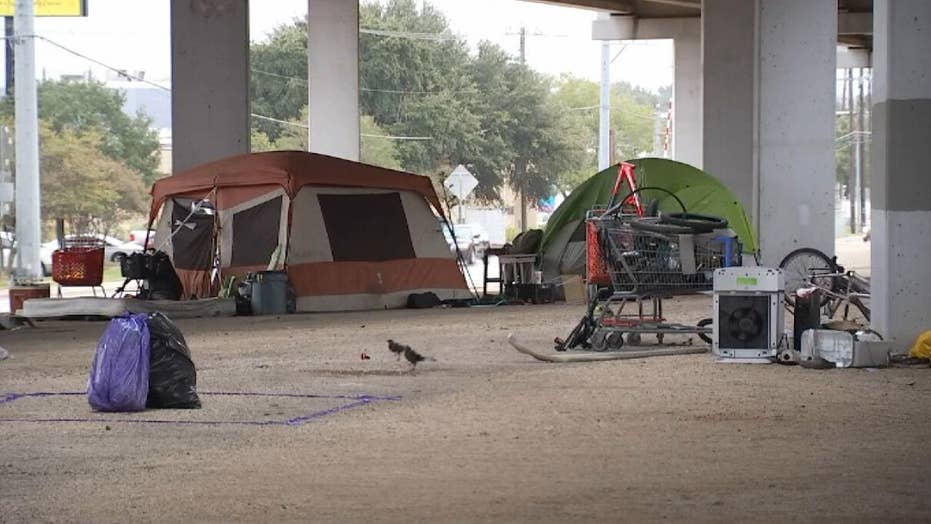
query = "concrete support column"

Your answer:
(703, 0), (836, 264)
(672, 25), (701, 168)
(308, 0), (360, 161)
(702, 0), (756, 218)
(170, 0), (250, 172)
(871, 0), (931, 343)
